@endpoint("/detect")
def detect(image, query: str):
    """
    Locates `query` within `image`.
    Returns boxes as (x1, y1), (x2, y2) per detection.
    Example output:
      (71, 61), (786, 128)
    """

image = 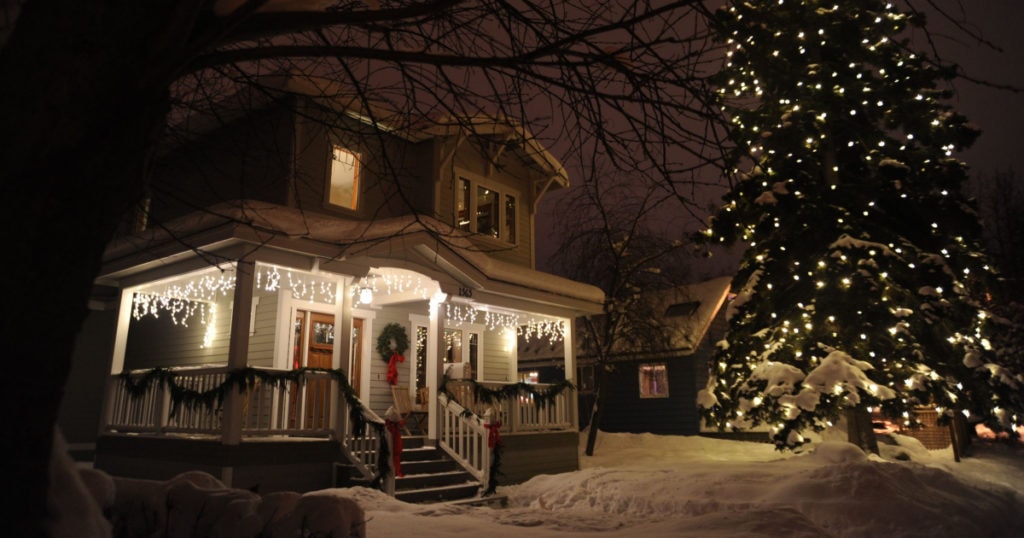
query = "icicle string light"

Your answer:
(445, 303), (565, 344)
